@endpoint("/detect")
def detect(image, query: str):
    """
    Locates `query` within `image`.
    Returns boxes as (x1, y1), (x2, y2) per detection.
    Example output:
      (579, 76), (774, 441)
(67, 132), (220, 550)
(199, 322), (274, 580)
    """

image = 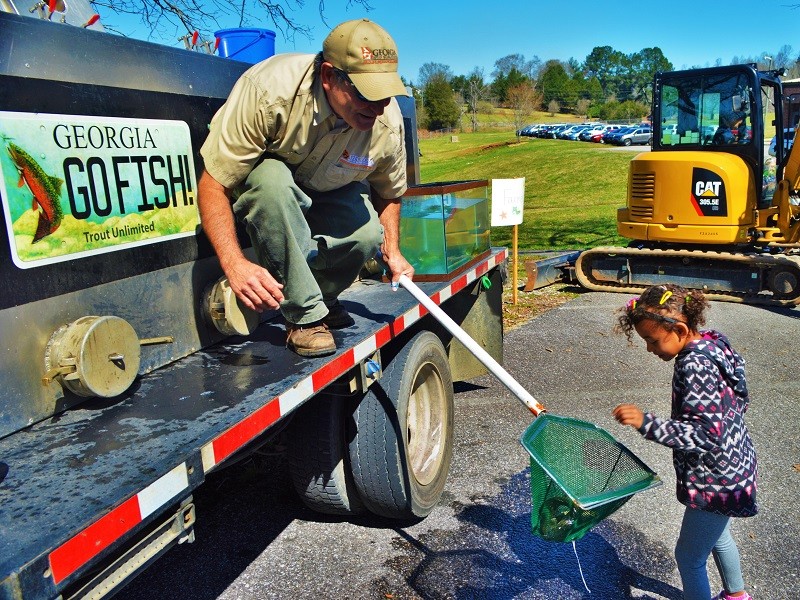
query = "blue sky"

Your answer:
(105, 0), (799, 83)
